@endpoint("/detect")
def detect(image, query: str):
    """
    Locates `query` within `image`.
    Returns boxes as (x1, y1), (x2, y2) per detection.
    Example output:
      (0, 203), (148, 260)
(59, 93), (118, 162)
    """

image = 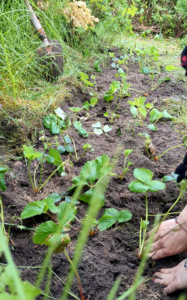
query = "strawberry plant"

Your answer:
(68, 155), (113, 205)
(128, 97), (153, 126)
(92, 122), (112, 135)
(118, 149), (133, 180)
(22, 200), (87, 300)
(23, 145), (72, 193)
(98, 208), (132, 231)
(73, 121), (88, 138)
(43, 108), (70, 135)
(104, 68), (130, 121)
(129, 168), (165, 257)
(21, 194), (60, 220)
(69, 94), (98, 113)
(149, 108), (174, 124)
(79, 72), (94, 91)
